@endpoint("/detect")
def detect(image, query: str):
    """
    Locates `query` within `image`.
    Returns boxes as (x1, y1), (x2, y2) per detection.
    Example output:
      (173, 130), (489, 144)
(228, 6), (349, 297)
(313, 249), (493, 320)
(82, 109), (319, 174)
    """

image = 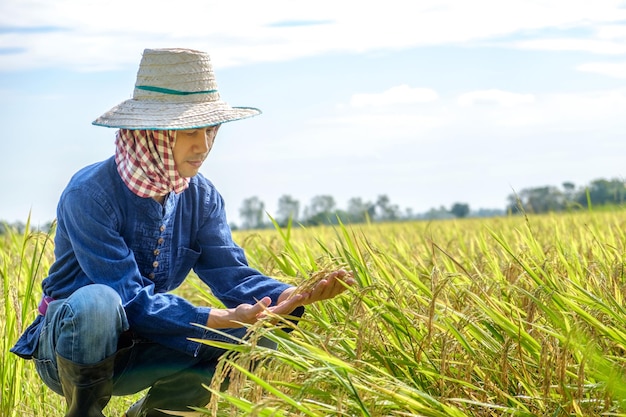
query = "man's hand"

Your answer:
(277, 268), (356, 307)
(206, 269), (355, 329)
(206, 292), (307, 329)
